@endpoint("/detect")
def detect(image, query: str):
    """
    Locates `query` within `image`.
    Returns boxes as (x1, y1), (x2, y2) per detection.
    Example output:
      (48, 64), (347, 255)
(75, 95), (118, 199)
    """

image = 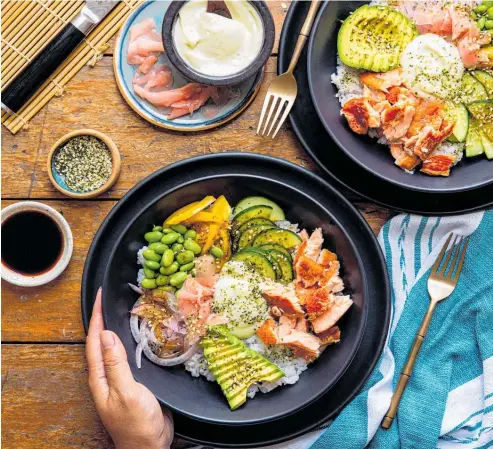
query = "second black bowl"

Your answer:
(102, 158), (370, 425)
